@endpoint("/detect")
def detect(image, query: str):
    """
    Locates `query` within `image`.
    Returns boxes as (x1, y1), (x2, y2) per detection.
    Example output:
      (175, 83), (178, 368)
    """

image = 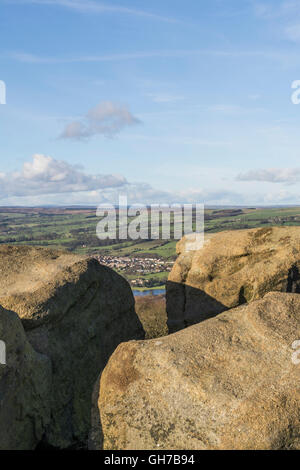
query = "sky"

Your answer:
(1, 0), (300, 206)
